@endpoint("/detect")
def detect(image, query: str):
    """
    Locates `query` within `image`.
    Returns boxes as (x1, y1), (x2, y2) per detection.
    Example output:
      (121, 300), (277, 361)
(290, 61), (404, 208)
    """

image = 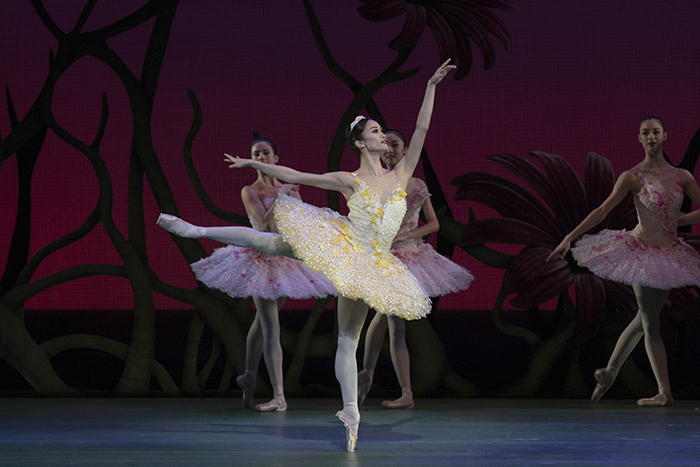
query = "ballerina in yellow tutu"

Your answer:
(157, 59), (455, 451)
